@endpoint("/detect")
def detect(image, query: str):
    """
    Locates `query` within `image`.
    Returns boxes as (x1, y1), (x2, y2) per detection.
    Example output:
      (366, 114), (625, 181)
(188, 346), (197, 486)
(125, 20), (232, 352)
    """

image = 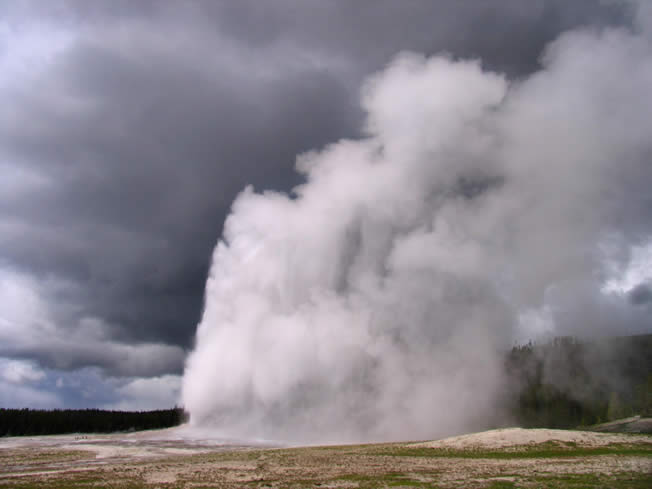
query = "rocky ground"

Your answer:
(0, 426), (650, 488)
